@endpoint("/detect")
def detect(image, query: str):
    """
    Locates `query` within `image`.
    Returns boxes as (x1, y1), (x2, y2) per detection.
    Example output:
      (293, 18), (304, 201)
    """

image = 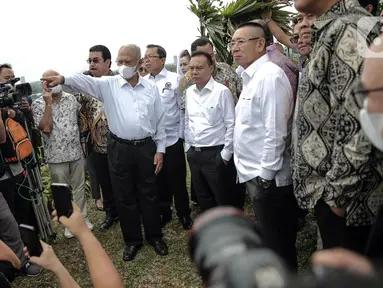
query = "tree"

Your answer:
(188, 0), (293, 64)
